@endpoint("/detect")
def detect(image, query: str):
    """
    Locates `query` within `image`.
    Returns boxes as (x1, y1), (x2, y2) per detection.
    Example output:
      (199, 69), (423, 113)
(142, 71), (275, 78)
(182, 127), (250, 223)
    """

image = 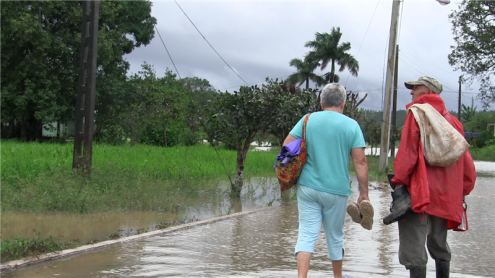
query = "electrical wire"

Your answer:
(397, 0), (405, 43)
(401, 51), (457, 76)
(380, 39), (389, 111)
(174, 0), (249, 85)
(155, 26), (182, 79)
(399, 57), (459, 92)
(344, 0), (381, 86)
